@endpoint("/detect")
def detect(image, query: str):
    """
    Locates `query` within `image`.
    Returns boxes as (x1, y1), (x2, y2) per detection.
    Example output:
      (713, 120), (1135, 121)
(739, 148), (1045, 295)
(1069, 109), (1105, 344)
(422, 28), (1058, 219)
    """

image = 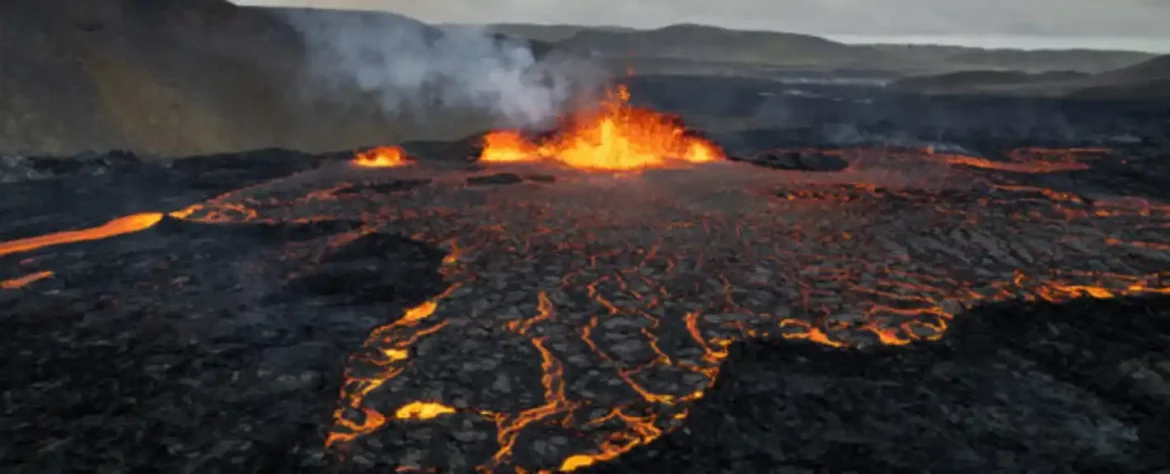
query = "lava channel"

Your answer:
(0, 212), (165, 258)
